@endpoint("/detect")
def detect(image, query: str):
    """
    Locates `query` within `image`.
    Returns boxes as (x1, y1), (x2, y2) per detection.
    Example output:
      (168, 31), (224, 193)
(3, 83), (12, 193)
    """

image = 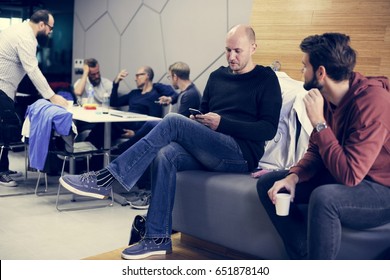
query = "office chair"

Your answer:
(25, 99), (113, 211)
